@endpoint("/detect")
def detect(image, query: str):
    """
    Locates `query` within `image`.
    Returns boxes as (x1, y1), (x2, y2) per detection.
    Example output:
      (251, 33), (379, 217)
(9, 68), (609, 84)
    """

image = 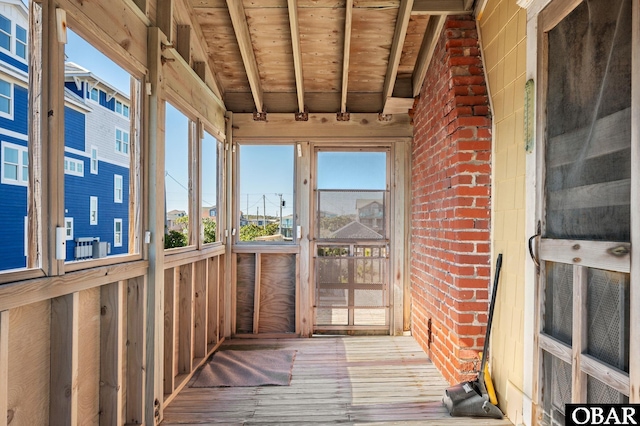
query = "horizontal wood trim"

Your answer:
(58, 0), (148, 75)
(539, 0), (582, 33)
(163, 47), (227, 140)
(382, 97), (414, 115)
(539, 333), (572, 364)
(581, 353), (629, 396)
(164, 245), (226, 269)
(0, 261), (148, 311)
(548, 179), (630, 211)
(547, 108), (630, 168)
(232, 245), (301, 254)
(540, 239), (630, 273)
(412, 0), (471, 14)
(0, 268), (45, 286)
(64, 254), (143, 273)
(232, 113), (413, 139)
